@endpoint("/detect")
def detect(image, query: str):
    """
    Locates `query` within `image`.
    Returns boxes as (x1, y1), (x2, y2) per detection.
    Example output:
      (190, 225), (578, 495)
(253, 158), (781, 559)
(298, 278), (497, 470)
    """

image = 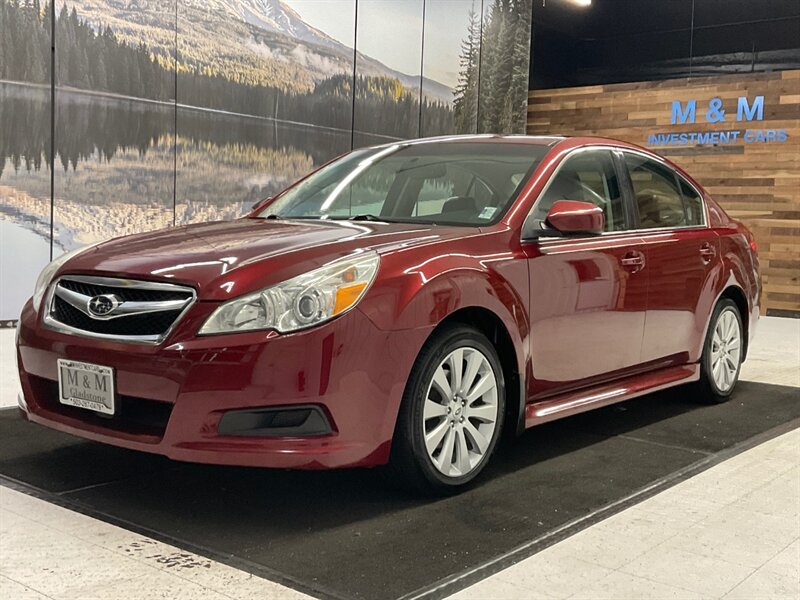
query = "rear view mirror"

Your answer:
(544, 200), (604, 235)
